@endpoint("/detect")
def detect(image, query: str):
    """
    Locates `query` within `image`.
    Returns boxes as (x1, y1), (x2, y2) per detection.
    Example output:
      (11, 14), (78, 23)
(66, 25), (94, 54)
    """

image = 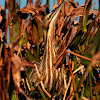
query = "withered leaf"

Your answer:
(20, 4), (38, 15)
(38, 4), (49, 12)
(11, 54), (22, 88)
(69, 6), (98, 18)
(12, 54), (32, 100)
(66, 25), (78, 47)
